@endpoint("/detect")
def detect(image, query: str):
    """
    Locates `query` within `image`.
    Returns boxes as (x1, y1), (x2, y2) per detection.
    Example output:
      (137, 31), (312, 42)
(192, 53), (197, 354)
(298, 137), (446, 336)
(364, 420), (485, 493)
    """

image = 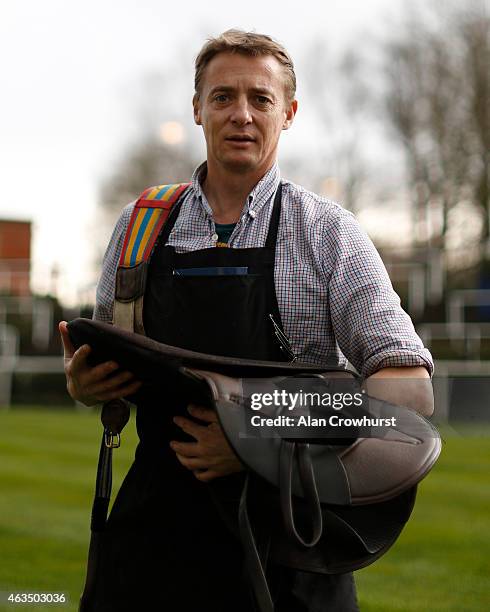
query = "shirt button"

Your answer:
(211, 233), (218, 241)
(249, 210), (256, 219)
